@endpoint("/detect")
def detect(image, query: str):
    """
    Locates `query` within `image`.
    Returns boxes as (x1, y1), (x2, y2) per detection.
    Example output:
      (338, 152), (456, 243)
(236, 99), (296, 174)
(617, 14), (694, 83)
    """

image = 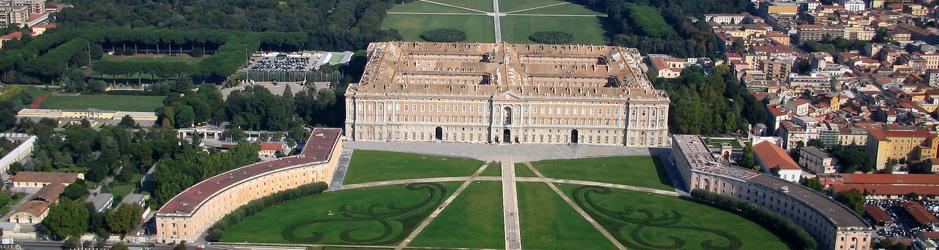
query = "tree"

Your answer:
(42, 199), (89, 240)
(63, 236), (80, 249)
(831, 145), (873, 173)
(739, 143), (757, 170)
(174, 241), (187, 250)
(106, 204), (144, 236)
(118, 115), (137, 128)
(806, 139), (825, 148)
(528, 31), (575, 44)
(801, 178), (825, 192)
(835, 189), (865, 215)
(62, 181), (89, 200)
(420, 29), (466, 42)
